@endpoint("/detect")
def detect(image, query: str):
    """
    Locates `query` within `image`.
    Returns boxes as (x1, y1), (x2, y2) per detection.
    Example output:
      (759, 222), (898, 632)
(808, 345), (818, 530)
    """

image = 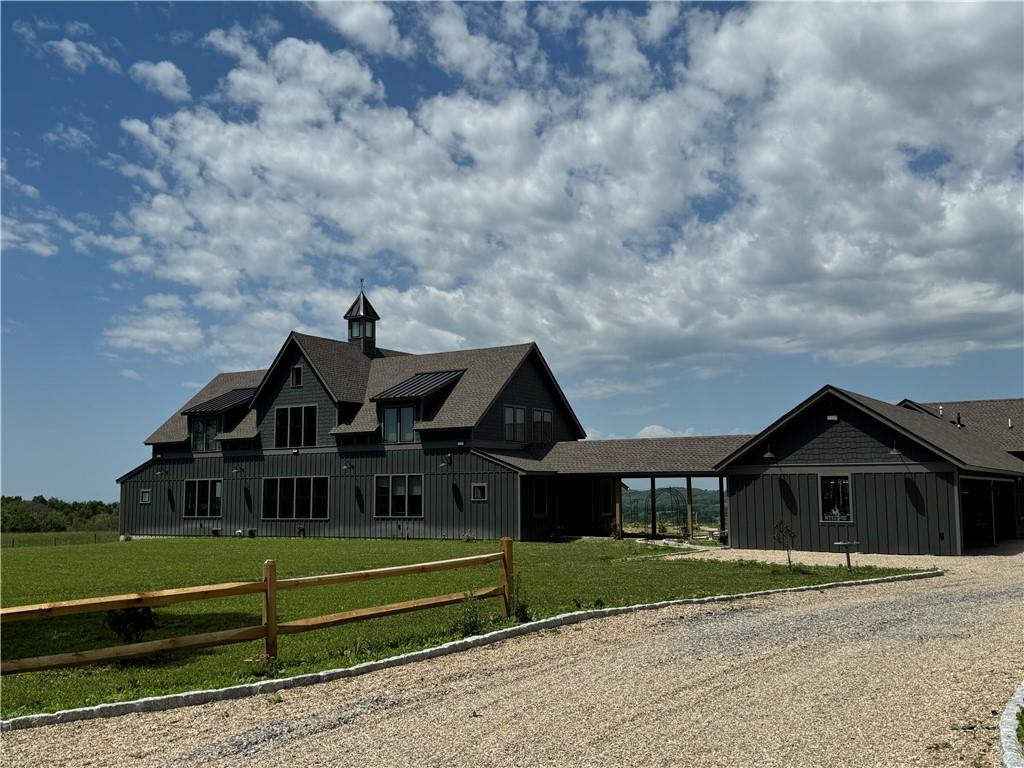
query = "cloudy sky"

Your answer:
(2, 1), (1022, 501)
